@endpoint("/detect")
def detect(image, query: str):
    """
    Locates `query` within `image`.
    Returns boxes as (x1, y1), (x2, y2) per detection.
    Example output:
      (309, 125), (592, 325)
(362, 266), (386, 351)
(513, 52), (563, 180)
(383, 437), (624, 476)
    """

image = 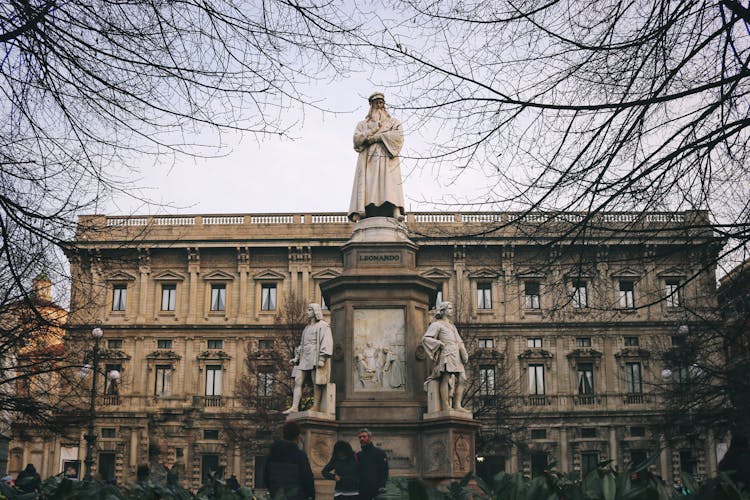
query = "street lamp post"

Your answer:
(83, 327), (103, 481)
